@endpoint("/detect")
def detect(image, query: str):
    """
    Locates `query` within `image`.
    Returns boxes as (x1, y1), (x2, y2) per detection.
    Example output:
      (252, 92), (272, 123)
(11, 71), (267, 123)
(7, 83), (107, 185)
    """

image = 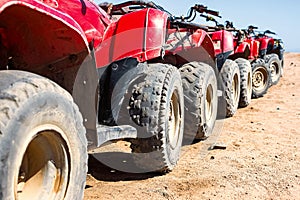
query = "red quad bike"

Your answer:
(0, 1), (220, 199)
(249, 26), (285, 85)
(98, 2), (222, 148)
(199, 13), (253, 116)
(224, 24), (272, 98)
